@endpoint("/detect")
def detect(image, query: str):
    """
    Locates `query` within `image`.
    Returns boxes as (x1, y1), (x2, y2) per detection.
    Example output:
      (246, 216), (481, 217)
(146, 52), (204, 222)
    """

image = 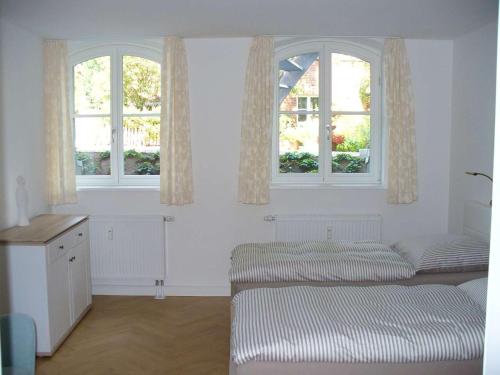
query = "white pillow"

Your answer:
(392, 233), (489, 273)
(458, 277), (488, 311)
